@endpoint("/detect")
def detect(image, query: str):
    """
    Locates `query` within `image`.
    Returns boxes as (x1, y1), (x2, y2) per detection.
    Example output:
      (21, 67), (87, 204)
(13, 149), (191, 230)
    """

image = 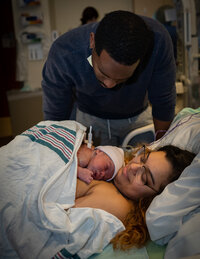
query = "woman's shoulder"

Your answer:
(76, 180), (133, 222)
